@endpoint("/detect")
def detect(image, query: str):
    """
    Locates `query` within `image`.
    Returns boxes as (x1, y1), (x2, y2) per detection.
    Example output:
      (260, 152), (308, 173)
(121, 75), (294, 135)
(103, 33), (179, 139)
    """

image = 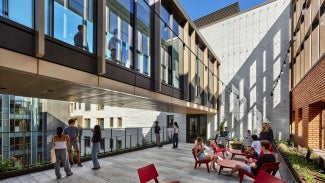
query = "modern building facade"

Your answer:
(290, 0), (325, 149)
(0, 95), (69, 168)
(69, 102), (187, 154)
(0, 0), (221, 143)
(196, 0), (291, 140)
